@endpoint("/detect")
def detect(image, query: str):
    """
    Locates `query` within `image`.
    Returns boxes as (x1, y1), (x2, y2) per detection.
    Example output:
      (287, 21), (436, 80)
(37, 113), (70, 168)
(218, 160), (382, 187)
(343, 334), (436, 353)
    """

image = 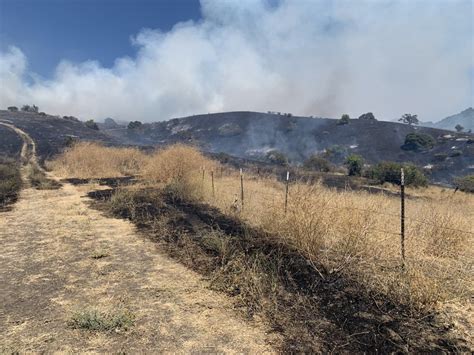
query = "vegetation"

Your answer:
(337, 114), (350, 125)
(344, 154), (364, 176)
(399, 113), (419, 125)
(128, 121), (143, 130)
(69, 308), (134, 332)
(358, 112), (376, 120)
(7, 106), (18, 112)
(0, 159), (22, 207)
(85, 119), (99, 130)
(265, 150), (288, 166)
(402, 132), (435, 151)
(454, 175), (474, 193)
(455, 124), (464, 132)
(303, 154), (332, 172)
(365, 161), (428, 187)
(52, 144), (473, 348)
(21, 104), (39, 113)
